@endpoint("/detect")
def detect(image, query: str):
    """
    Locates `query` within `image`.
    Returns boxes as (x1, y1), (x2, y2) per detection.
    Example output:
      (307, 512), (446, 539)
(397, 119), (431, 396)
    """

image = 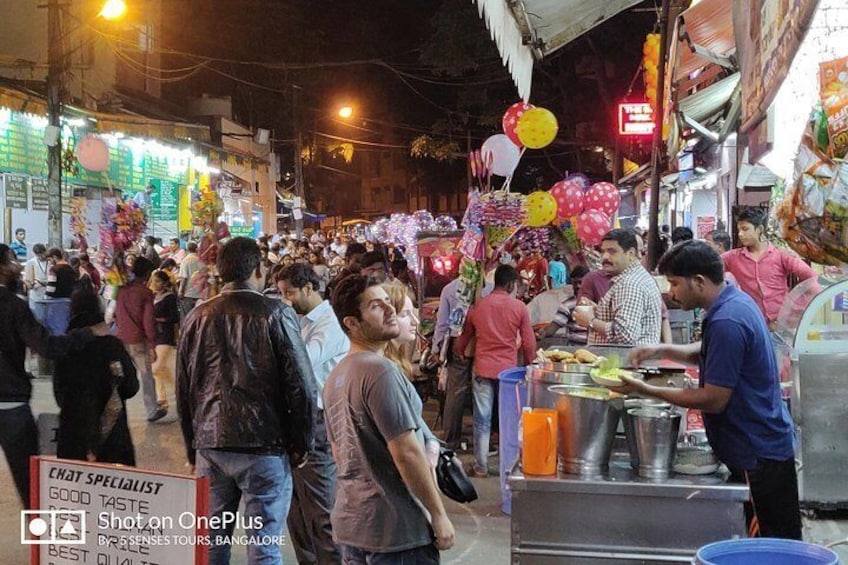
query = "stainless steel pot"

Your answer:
(527, 367), (592, 409)
(549, 385), (623, 476)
